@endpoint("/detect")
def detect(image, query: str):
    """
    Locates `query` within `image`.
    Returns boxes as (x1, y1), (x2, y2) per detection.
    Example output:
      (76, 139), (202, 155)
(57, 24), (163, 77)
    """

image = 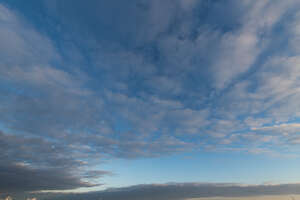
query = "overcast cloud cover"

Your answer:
(1, 0), (300, 198)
